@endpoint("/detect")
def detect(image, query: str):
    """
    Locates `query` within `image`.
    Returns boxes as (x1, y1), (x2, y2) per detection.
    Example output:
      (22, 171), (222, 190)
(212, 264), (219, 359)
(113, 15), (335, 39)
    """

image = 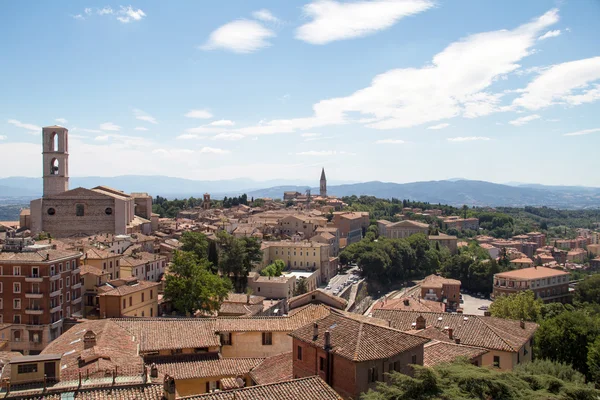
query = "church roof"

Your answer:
(92, 186), (132, 200)
(49, 187), (115, 200)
